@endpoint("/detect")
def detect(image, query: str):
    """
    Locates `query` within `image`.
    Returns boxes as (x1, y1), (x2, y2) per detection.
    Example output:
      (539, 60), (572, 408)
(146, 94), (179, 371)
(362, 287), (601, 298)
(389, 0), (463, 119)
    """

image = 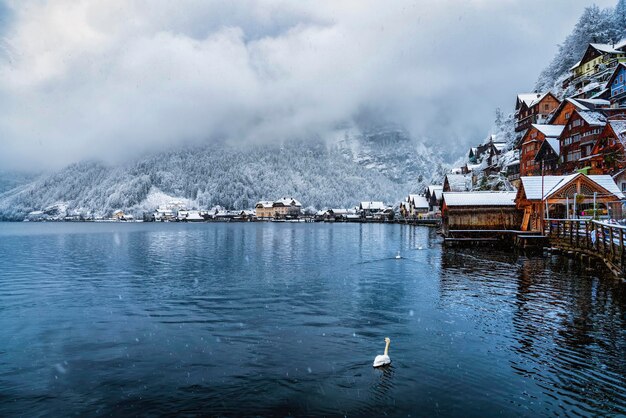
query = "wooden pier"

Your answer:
(544, 218), (626, 279)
